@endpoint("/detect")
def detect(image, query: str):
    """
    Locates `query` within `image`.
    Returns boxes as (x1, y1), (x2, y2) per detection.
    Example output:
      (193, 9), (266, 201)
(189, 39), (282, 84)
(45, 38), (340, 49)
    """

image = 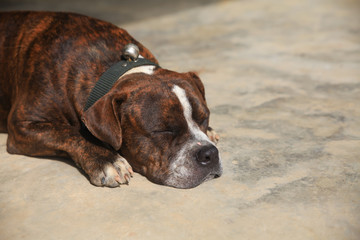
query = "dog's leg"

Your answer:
(6, 120), (133, 188)
(207, 127), (220, 144)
